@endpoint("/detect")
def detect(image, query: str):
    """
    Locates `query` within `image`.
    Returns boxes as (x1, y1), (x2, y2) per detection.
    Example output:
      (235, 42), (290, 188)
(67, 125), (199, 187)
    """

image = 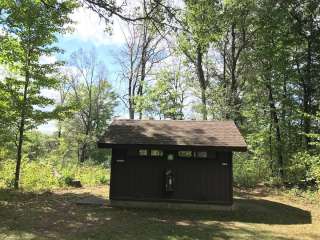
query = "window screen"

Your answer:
(139, 149), (148, 156)
(195, 151), (207, 158)
(167, 154), (174, 161)
(178, 151), (192, 158)
(151, 149), (163, 157)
